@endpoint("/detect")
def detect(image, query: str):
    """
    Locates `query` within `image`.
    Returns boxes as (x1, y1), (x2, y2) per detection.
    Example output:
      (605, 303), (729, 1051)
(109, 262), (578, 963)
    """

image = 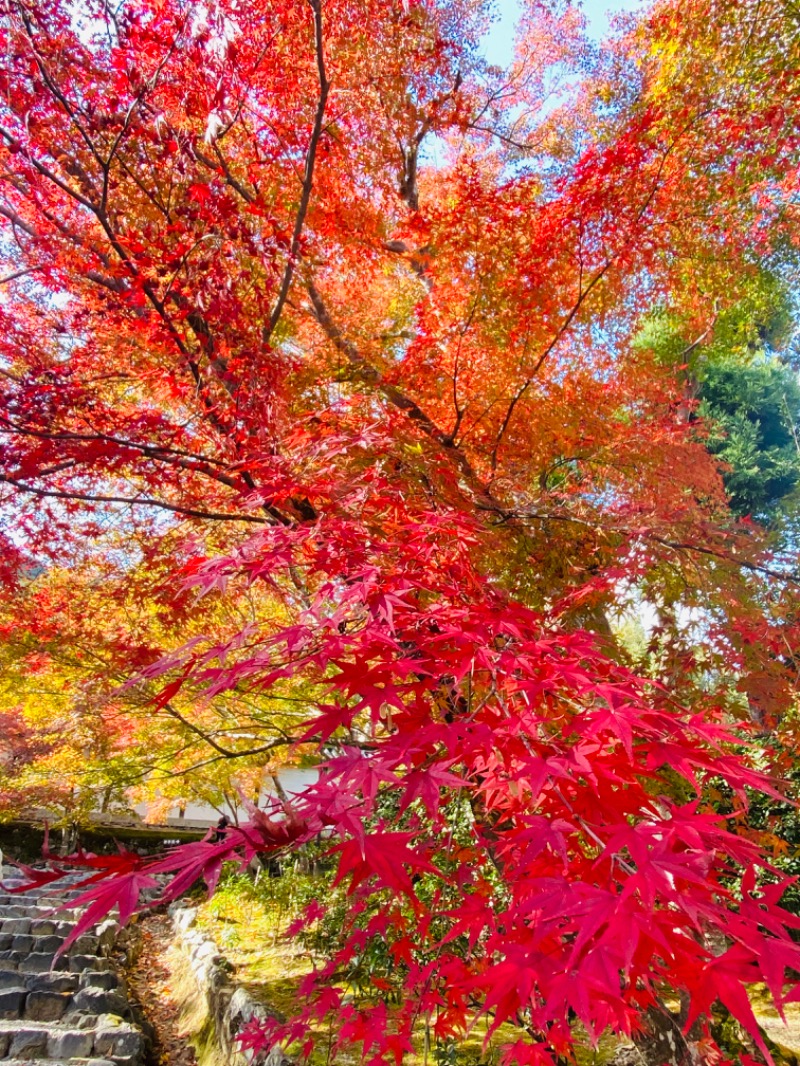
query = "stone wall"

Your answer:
(167, 905), (286, 1066)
